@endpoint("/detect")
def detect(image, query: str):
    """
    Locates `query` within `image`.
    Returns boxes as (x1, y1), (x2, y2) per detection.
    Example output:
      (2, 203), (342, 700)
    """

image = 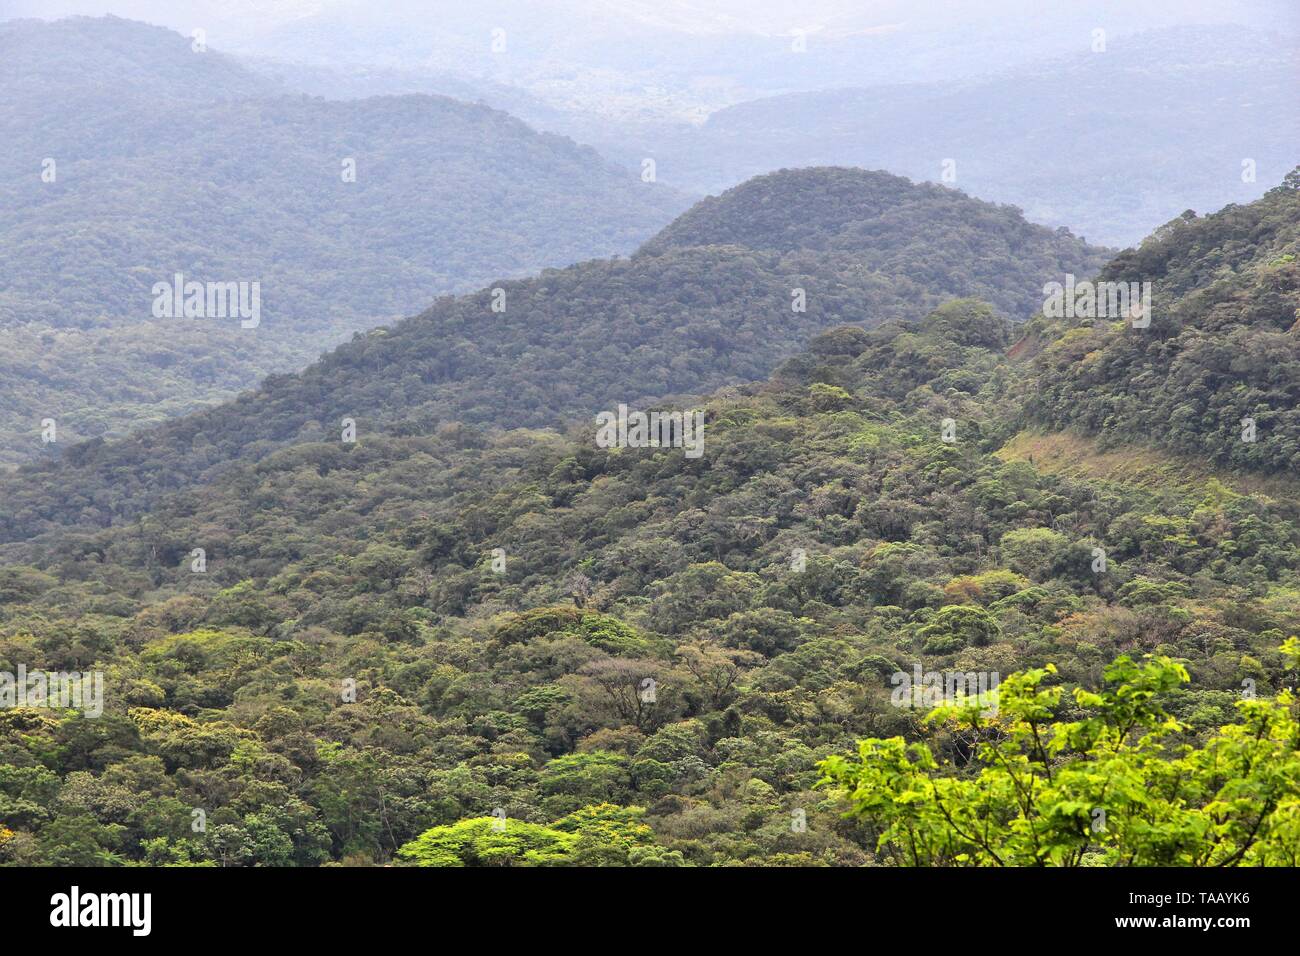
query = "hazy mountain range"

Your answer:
(3, 10), (1294, 470)
(0, 16), (689, 465)
(0, 165), (1107, 544)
